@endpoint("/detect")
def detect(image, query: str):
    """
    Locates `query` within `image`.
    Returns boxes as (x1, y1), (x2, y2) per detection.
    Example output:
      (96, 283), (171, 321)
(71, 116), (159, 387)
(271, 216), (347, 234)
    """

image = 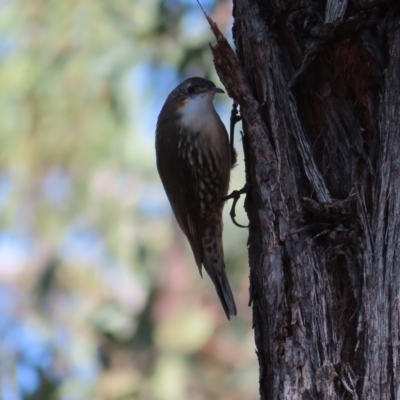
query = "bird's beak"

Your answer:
(207, 86), (225, 94)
